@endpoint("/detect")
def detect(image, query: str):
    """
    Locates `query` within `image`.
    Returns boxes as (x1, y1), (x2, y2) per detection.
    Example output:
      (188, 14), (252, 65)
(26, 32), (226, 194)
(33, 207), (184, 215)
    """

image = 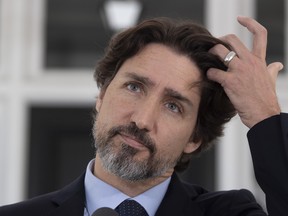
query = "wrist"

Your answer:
(245, 107), (281, 128)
